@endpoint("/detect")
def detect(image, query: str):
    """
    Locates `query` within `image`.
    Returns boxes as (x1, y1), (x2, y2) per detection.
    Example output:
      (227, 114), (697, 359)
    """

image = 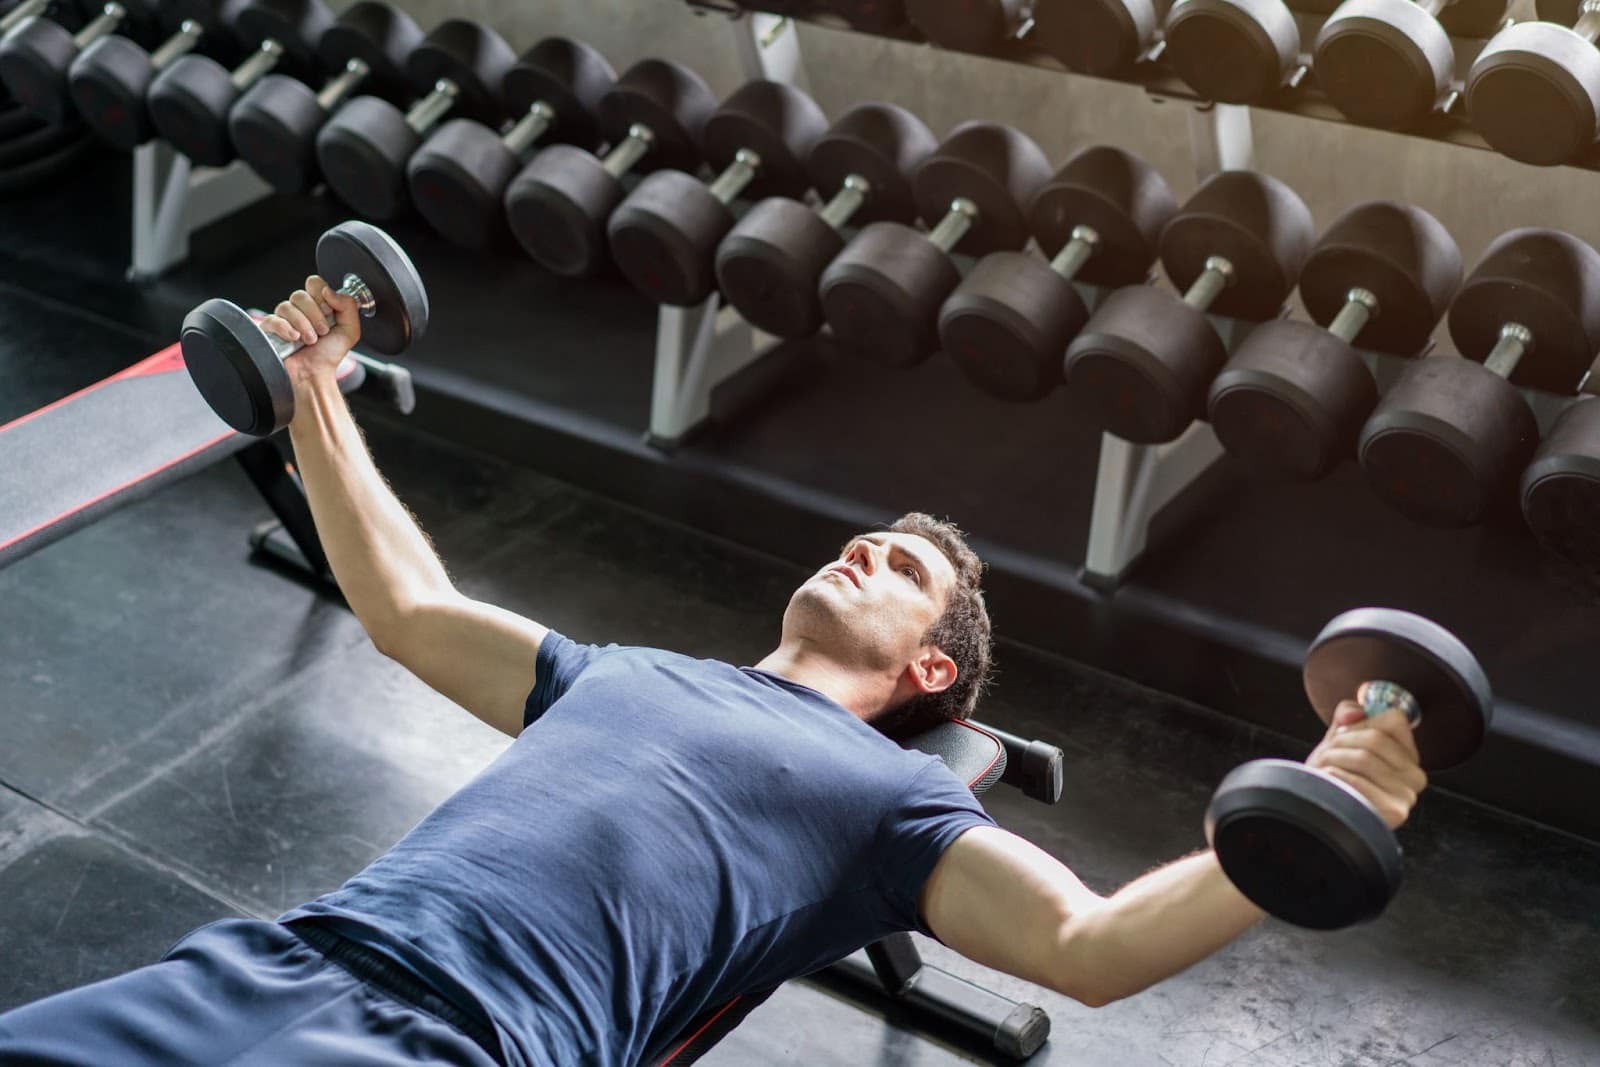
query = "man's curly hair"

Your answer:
(872, 513), (993, 739)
